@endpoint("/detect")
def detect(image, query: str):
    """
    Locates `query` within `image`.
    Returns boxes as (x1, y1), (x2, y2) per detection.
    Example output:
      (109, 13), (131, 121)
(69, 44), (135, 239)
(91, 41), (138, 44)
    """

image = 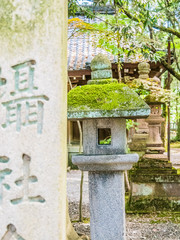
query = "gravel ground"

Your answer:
(69, 201), (180, 240)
